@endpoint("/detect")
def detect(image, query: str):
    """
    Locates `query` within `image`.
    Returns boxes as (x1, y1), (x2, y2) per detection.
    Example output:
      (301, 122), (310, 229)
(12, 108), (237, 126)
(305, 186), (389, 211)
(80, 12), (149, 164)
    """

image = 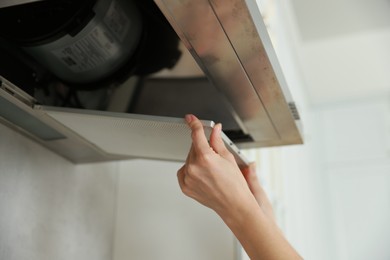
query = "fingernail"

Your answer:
(185, 114), (193, 123)
(216, 123), (222, 132)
